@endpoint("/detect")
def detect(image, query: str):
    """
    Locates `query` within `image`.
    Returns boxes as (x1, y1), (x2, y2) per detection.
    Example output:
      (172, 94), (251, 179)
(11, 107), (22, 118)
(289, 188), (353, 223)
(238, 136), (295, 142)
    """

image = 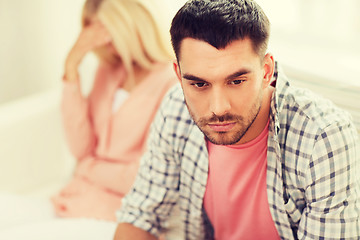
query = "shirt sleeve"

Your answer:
(61, 79), (97, 160)
(298, 120), (360, 239)
(116, 93), (181, 237)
